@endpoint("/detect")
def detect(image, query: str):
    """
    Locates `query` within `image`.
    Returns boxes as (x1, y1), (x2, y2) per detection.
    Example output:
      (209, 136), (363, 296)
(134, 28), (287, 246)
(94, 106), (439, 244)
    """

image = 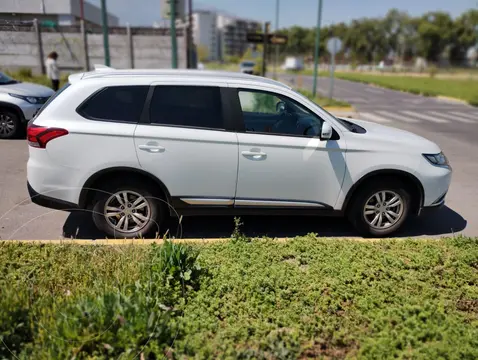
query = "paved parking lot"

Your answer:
(0, 120), (473, 240)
